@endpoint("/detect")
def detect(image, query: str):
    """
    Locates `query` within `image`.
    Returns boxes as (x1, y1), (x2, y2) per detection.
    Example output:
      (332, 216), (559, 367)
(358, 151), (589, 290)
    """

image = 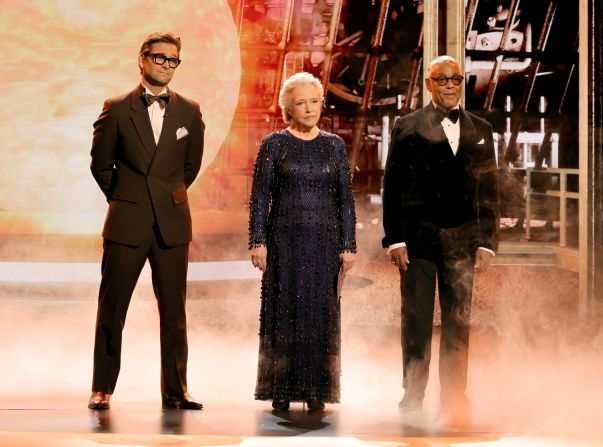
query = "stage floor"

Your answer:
(2, 400), (602, 447)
